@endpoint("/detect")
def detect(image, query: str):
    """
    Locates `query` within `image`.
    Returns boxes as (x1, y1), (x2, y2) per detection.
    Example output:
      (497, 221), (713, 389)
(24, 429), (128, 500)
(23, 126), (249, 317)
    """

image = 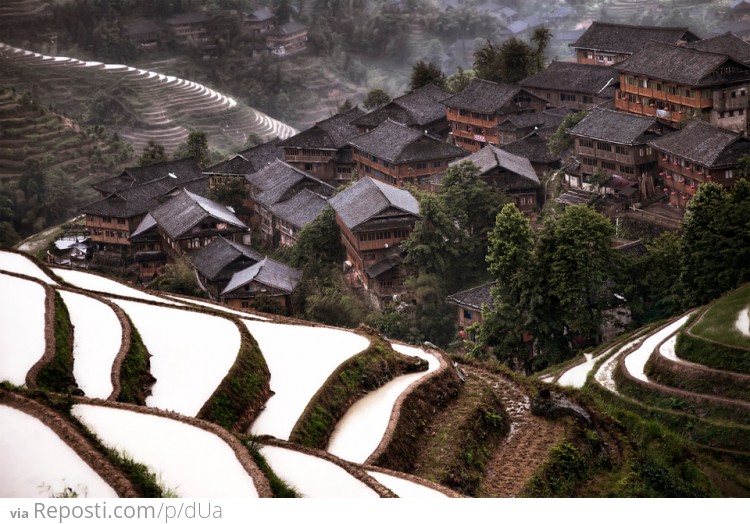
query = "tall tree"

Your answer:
(138, 141), (167, 166)
(446, 67), (475, 93)
(531, 26), (552, 71)
(548, 110), (588, 156)
(474, 38), (538, 84)
(174, 131), (210, 167)
(362, 88), (391, 110)
(409, 61), (447, 91)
